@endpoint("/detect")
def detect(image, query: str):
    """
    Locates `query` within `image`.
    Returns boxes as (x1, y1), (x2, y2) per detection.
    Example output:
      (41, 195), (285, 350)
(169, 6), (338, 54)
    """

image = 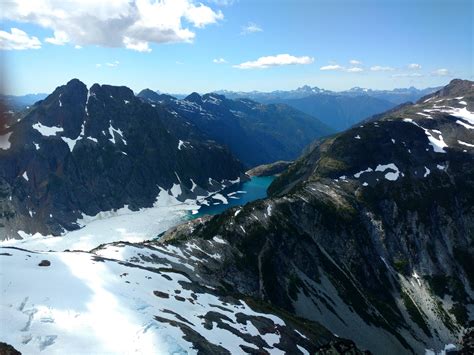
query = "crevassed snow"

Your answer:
(0, 132), (12, 150)
(1, 189), (199, 252)
(32, 123), (64, 137)
(0, 247), (291, 355)
(375, 163), (400, 181)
